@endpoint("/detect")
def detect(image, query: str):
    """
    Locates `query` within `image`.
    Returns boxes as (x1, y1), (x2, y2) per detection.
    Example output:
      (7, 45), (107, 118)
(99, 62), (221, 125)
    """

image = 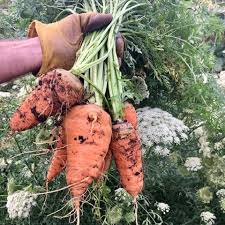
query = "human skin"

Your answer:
(0, 37), (42, 84)
(0, 13), (123, 85)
